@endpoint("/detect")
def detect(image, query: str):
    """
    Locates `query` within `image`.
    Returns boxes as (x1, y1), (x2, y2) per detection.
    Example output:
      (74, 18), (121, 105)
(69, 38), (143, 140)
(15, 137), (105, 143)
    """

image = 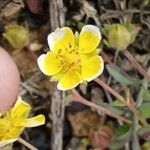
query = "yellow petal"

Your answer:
(81, 56), (104, 81)
(11, 97), (31, 119)
(79, 25), (101, 54)
(7, 127), (23, 139)
(16, 115), (45, 127)
(0, 117), (10, 126)
(37, 52), (62, 76)
(57, 71), (82, 90)
(47, 27), (74, 54)
(0, 139), (17, 147)
(88, 48), (101, 57)
(50, 71), (65, 81)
